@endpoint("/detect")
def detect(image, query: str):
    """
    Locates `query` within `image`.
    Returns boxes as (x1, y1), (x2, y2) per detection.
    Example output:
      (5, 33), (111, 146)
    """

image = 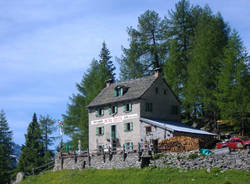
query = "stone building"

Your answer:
(87, 69), (215, 153)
